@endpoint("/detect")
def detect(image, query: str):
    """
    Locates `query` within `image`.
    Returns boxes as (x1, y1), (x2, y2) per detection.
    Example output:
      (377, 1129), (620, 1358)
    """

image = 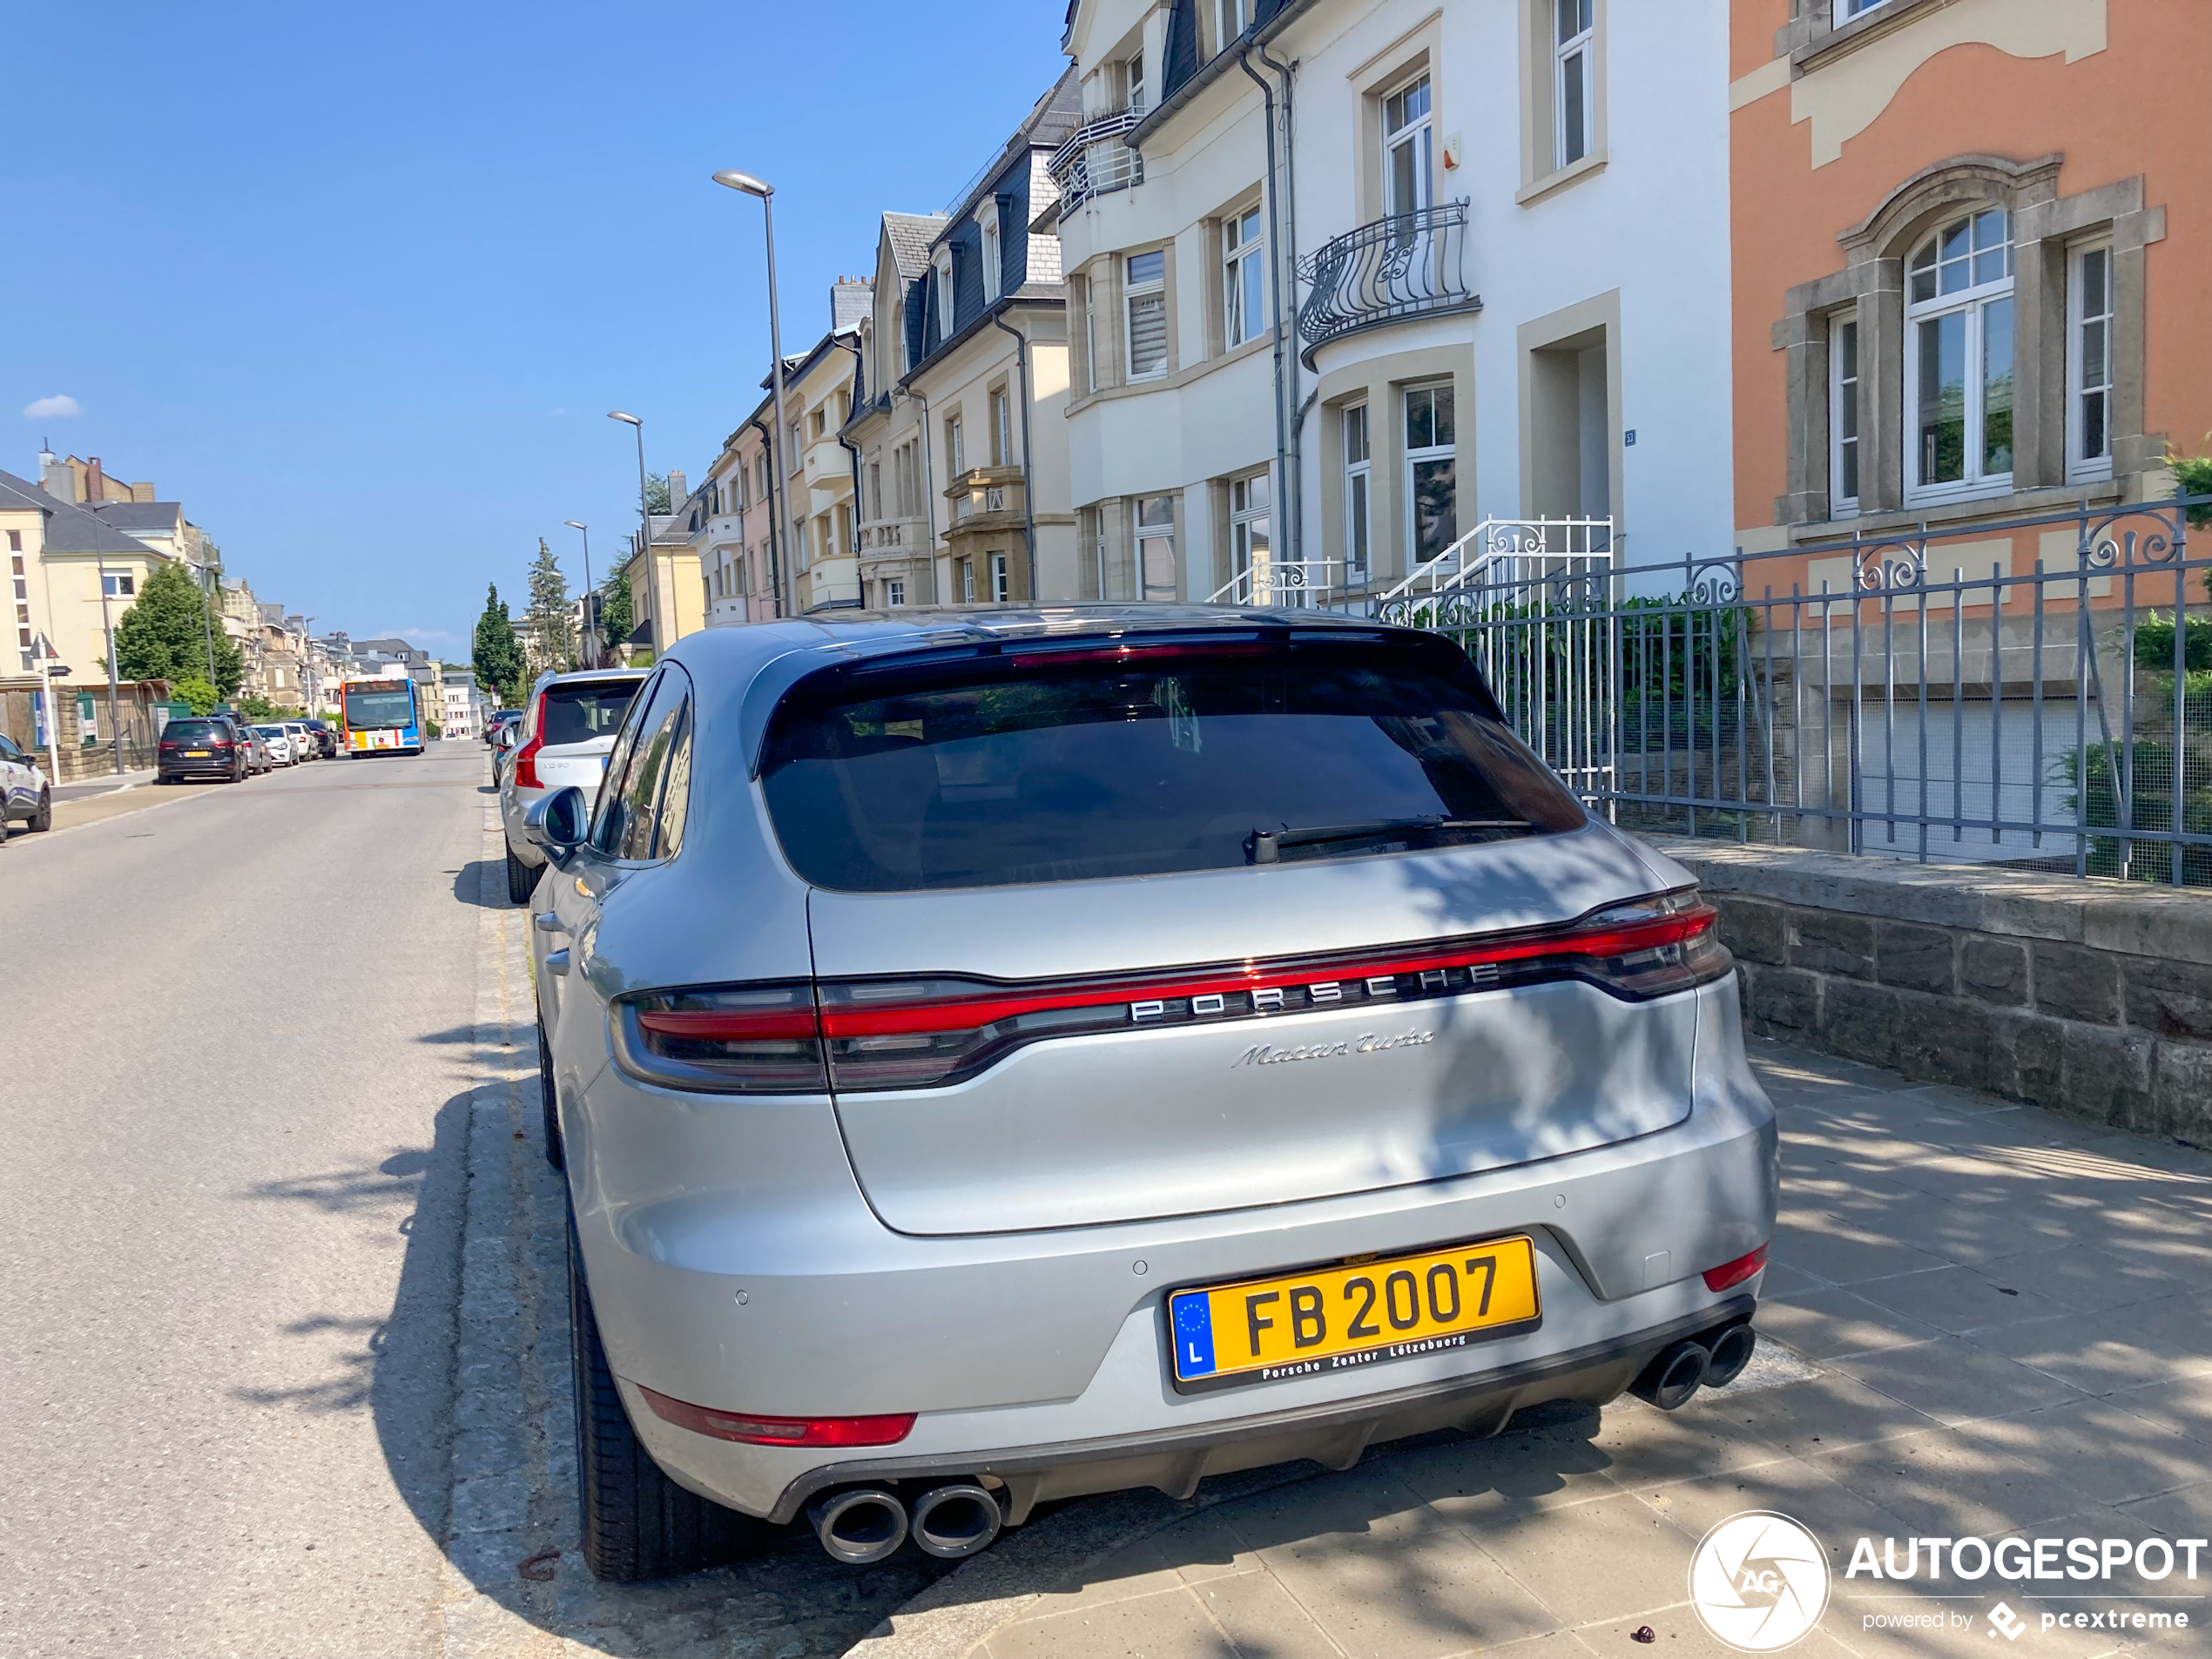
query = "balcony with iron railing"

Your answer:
(1295, 199), (1480, 368)
(1047, 110), (1143, 214)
